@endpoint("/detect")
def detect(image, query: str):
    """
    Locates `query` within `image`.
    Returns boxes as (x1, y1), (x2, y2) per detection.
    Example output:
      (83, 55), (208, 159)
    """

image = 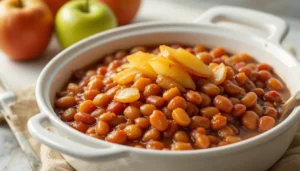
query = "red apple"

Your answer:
(0, 0), (54, 61)
(99, 0), (141, 26)
(43, 0), (69, 16)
